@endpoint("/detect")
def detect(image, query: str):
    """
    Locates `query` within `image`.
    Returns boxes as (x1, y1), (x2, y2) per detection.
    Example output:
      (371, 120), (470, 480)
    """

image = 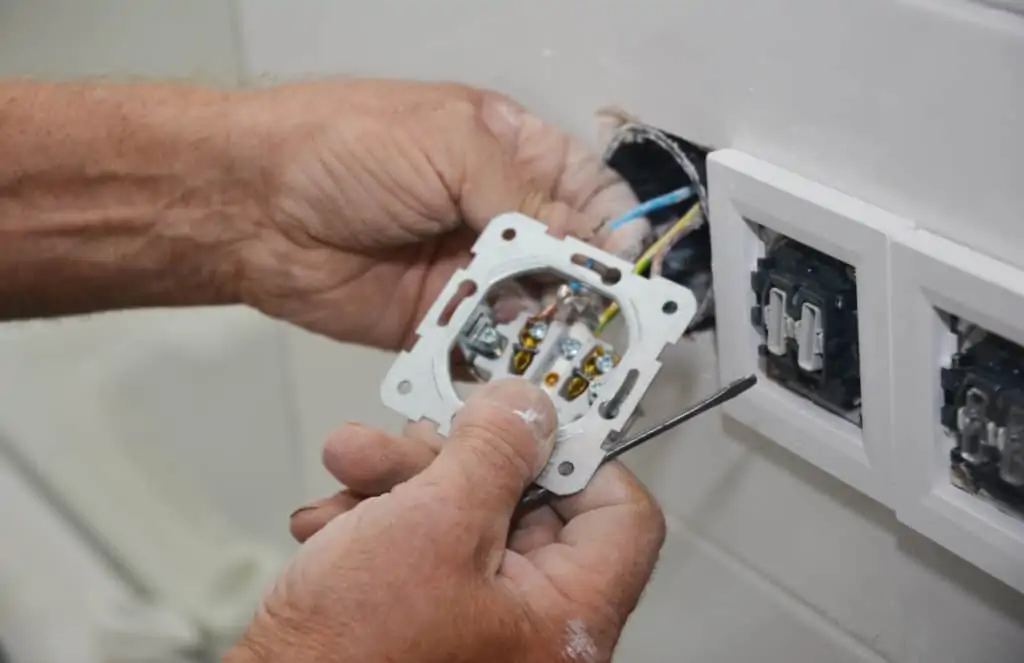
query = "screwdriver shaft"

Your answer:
(517, 374), (757, 512)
